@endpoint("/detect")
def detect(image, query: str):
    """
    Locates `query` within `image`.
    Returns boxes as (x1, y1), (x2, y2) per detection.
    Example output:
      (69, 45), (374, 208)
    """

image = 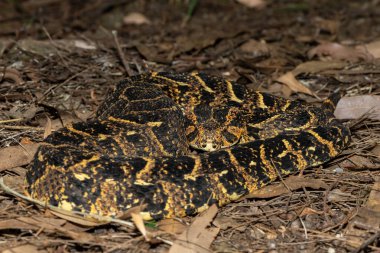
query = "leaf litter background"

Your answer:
(0, 0), (380, 252)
